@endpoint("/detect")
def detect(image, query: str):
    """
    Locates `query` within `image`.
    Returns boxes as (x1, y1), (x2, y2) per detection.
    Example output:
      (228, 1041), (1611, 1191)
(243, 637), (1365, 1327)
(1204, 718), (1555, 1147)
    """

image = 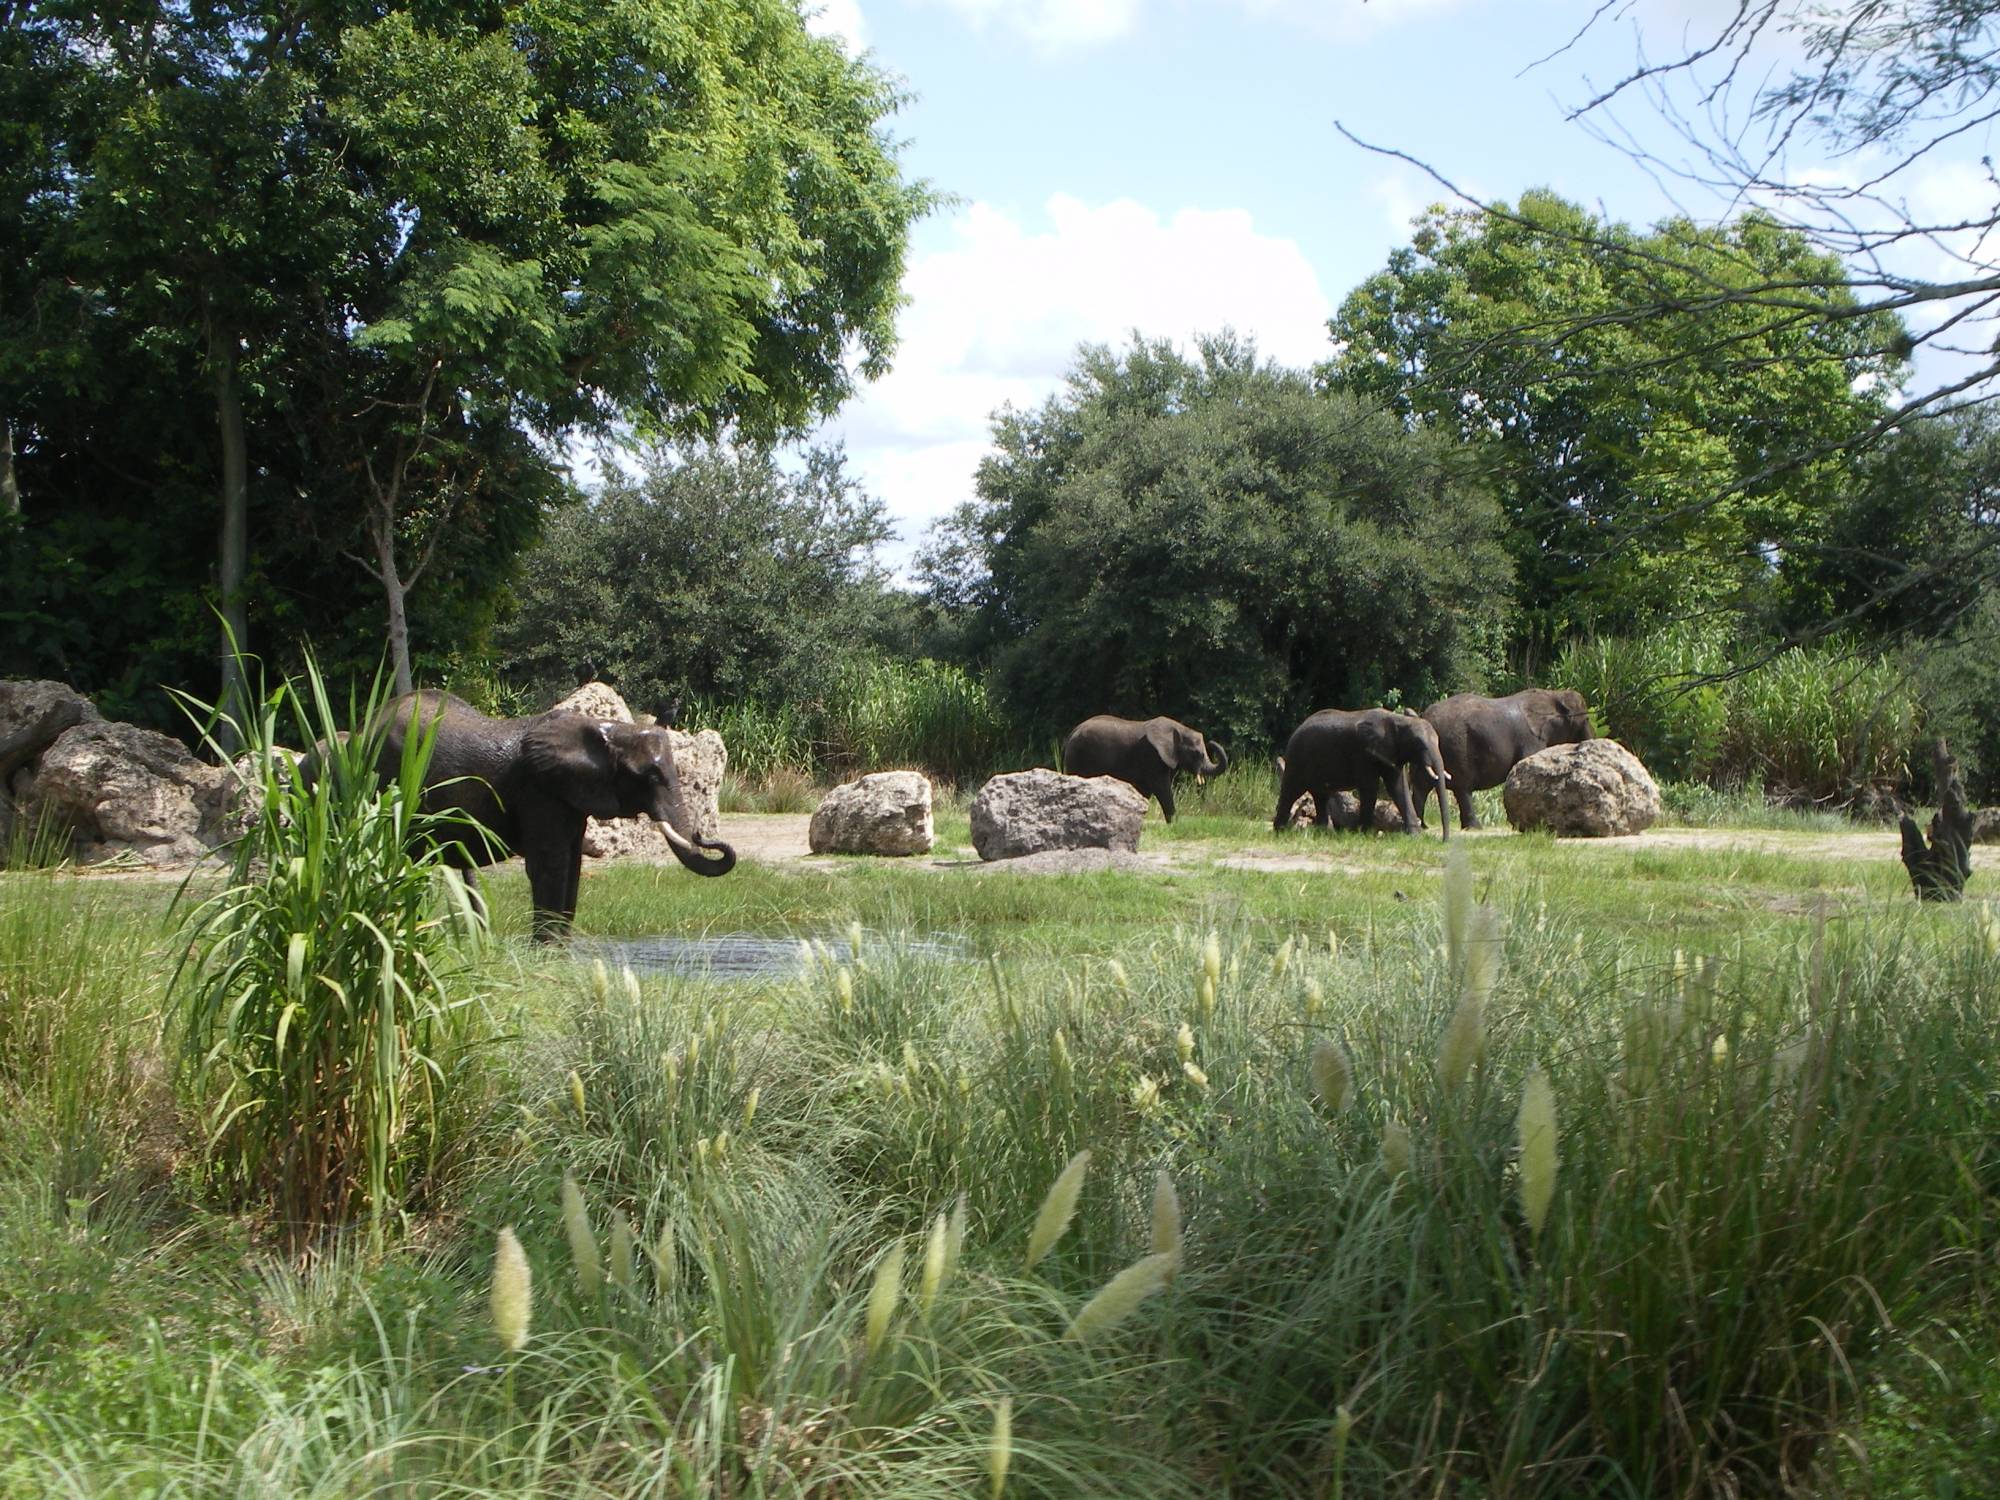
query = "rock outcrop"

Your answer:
(1503, 739), (1661, 838)
(550, 682), (726, 855)
(969, 769), (1146, 861)
(15, 717), (233, 865)
(809, 771), (934, 856)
